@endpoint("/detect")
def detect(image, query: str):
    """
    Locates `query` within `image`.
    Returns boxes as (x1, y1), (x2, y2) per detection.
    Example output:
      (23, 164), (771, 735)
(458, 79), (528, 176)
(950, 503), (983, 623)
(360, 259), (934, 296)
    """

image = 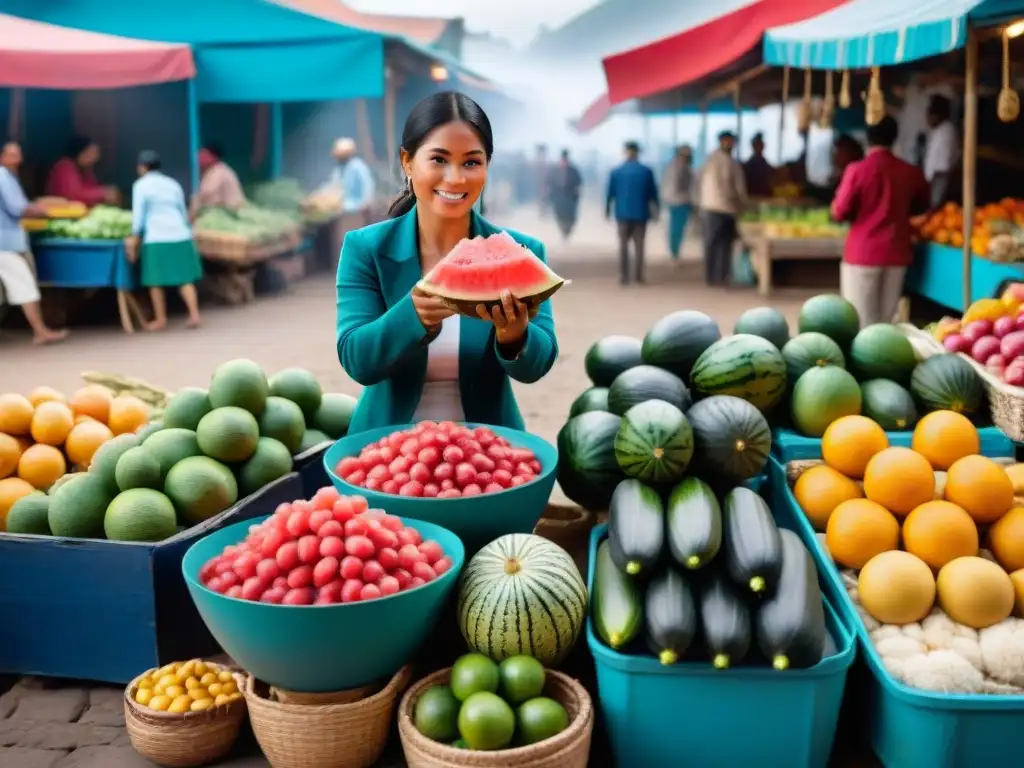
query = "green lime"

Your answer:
(451, 739), (469, 749)
(516, 697), (569, 745)
(498, 655), (546, 705)
(457, 691), (515, 751)
(413, 685), (460, 742)
(450, 653), (500, 702)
